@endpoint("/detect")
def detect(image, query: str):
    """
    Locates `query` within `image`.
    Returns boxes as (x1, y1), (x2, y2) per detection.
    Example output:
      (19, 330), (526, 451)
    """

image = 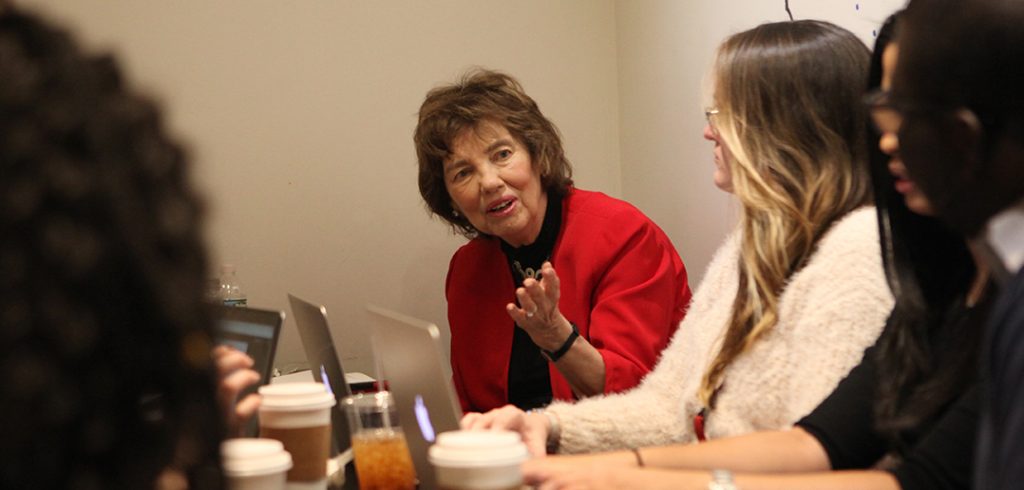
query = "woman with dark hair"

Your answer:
(465, 19), (893, 462)
(518, 14), (992, 490)
(414, 69), (692, 412)
(0, 5), (225, 489)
